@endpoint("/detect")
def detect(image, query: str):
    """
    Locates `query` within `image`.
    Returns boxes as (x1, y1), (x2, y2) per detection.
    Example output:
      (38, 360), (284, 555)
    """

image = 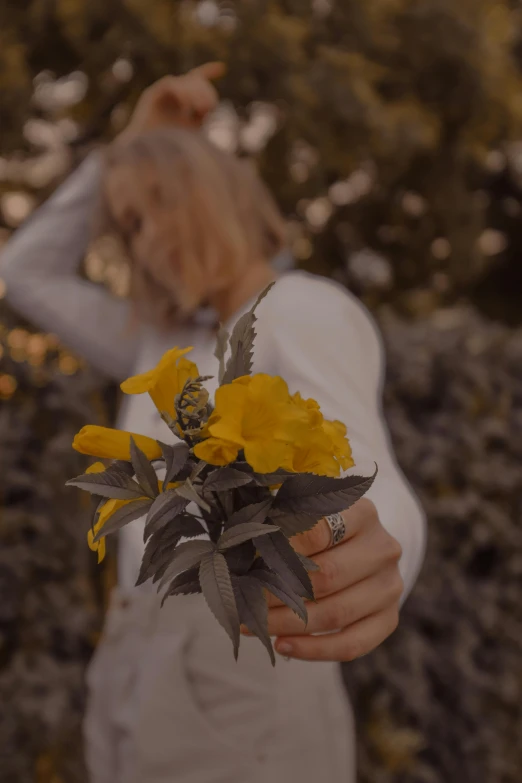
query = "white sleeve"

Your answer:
(0, 152), (137, 382)
(264, 276), (426, 600)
